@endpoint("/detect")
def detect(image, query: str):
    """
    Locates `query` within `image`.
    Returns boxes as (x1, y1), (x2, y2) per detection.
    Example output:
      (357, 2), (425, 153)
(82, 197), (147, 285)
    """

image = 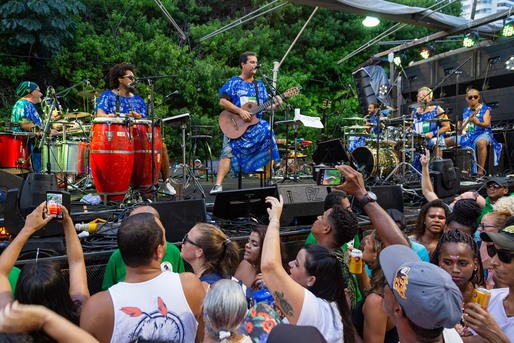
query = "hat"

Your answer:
(379, 245), (463, 330)
(194, 159), (201, 163)
(485, 177), (509, 188)
(241, 302), (282, 342)
(16, 81), (39, 97)
(480, 225), (514, 250)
